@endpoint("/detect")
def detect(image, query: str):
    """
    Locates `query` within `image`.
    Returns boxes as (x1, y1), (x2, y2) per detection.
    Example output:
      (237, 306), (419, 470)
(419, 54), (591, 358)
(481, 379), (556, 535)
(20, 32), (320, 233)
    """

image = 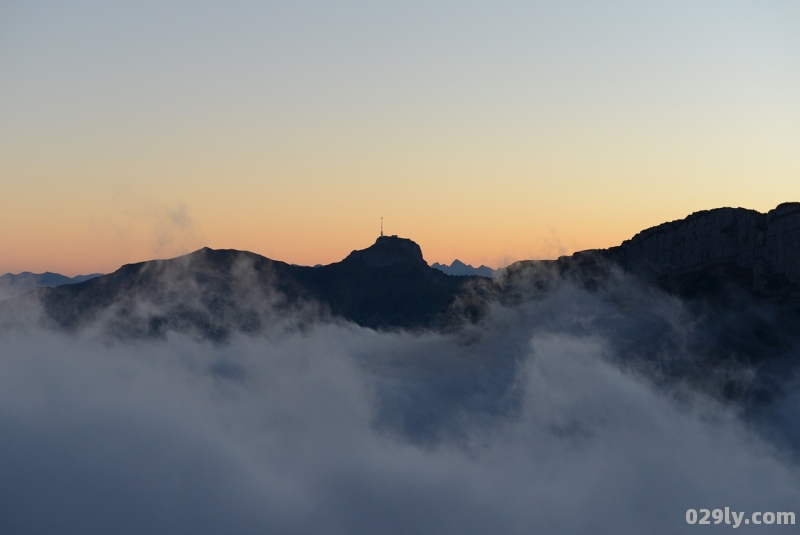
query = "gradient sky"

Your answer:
(2, 0), (799, 275)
